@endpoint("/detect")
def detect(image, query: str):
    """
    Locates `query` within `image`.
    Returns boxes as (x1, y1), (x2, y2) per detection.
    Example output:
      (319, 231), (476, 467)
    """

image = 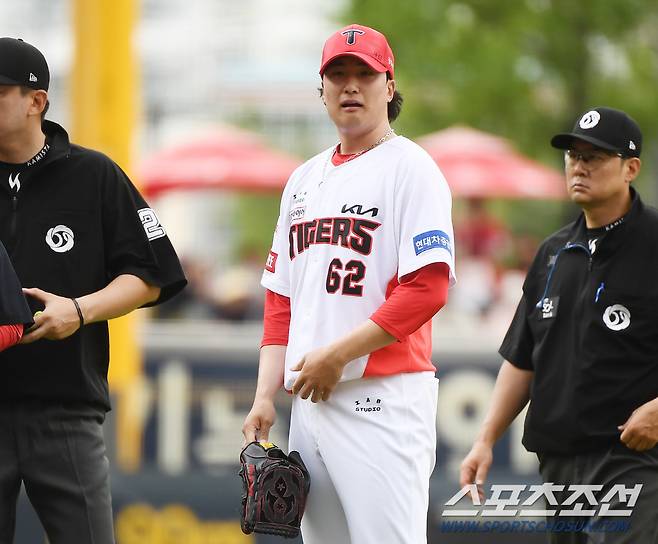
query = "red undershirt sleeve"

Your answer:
(0, 324), (23, 353)
(370, 262), (450, 341)
(261, 289), (291, 347)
